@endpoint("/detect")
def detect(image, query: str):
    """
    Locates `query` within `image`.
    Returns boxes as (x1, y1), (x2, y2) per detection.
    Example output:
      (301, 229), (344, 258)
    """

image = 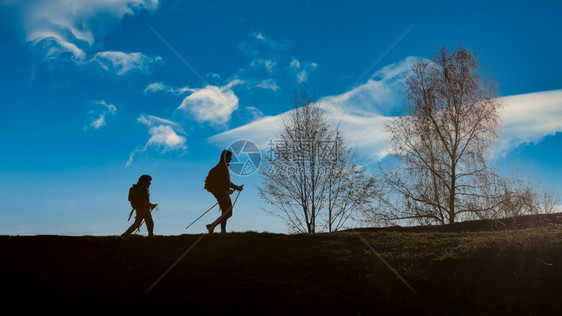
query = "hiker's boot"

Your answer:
(206, 224), (214, 234)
